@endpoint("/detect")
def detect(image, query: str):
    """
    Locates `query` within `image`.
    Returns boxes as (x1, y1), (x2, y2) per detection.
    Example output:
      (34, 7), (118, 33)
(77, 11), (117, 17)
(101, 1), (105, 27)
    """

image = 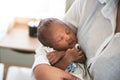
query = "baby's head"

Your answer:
(37, 18), (77, 51)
